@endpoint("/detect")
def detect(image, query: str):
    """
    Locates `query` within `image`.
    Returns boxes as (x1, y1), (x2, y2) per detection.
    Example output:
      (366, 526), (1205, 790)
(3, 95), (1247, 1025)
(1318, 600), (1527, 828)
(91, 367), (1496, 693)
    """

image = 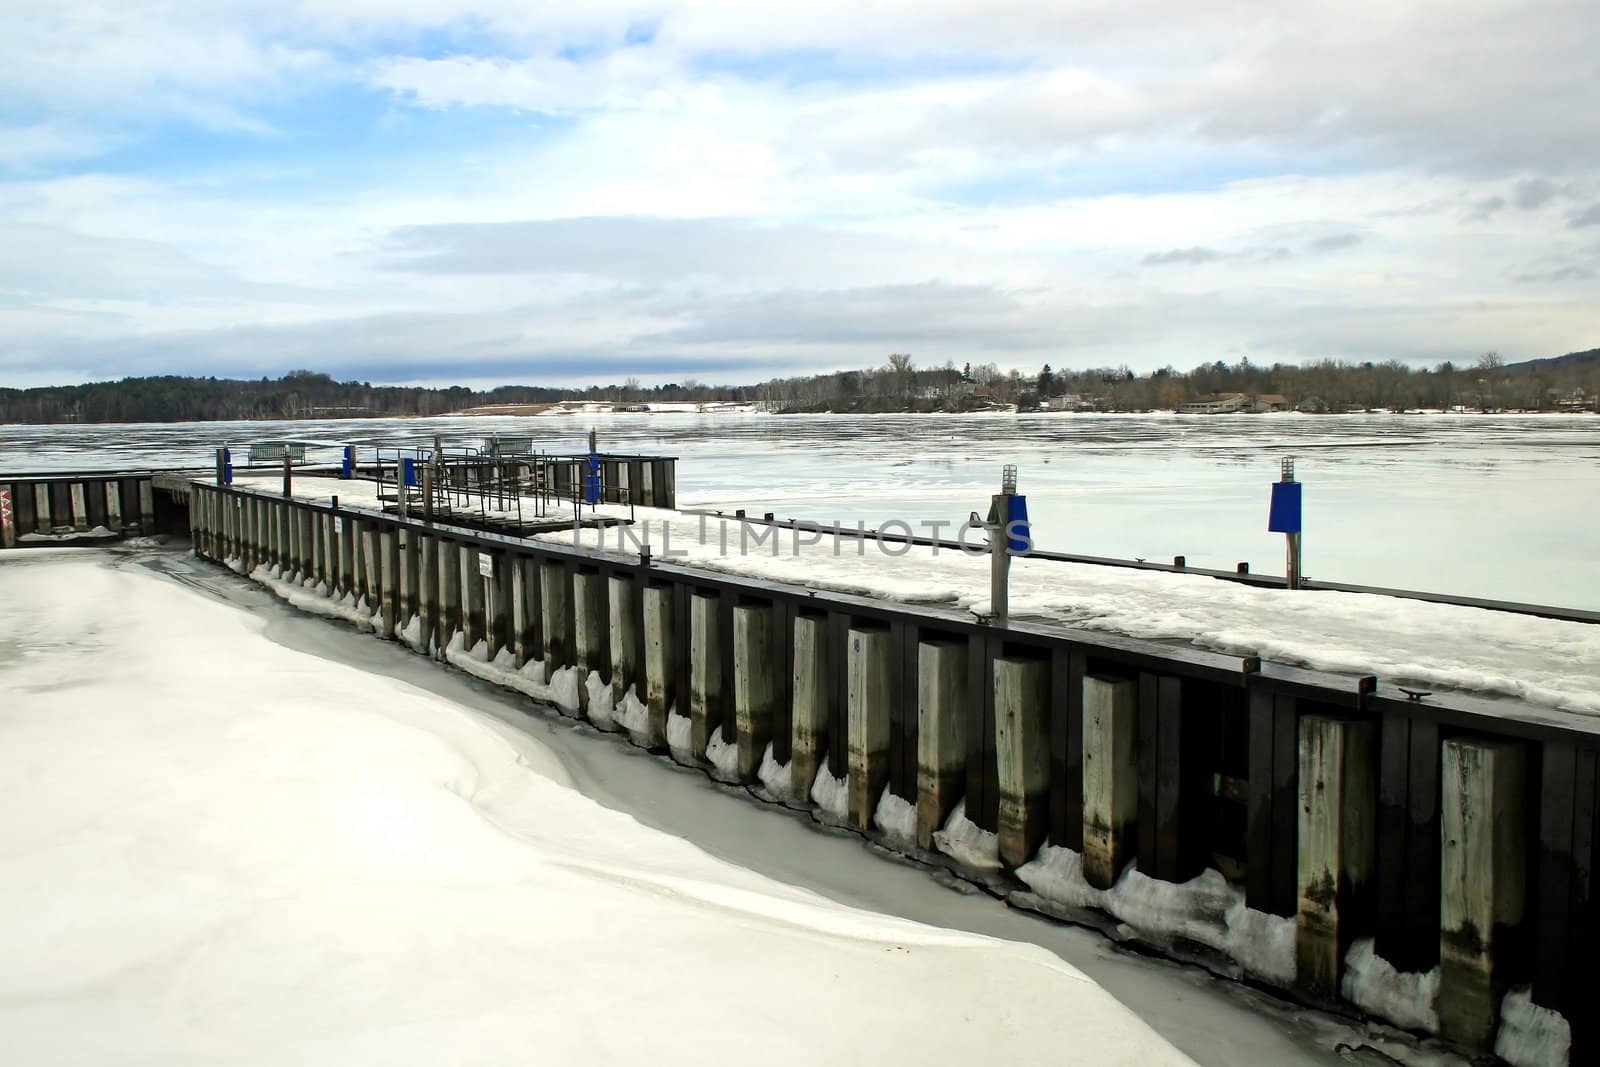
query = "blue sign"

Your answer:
(1268, 480), (1302, 533)
(986, 495), (1033, 553)
(340, 445), (355, 480)
(1006, 494), (1032, 553)
(584, 453), (601, 504)
(402, 457), (418, 487)
(222, 447), (233, 485)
